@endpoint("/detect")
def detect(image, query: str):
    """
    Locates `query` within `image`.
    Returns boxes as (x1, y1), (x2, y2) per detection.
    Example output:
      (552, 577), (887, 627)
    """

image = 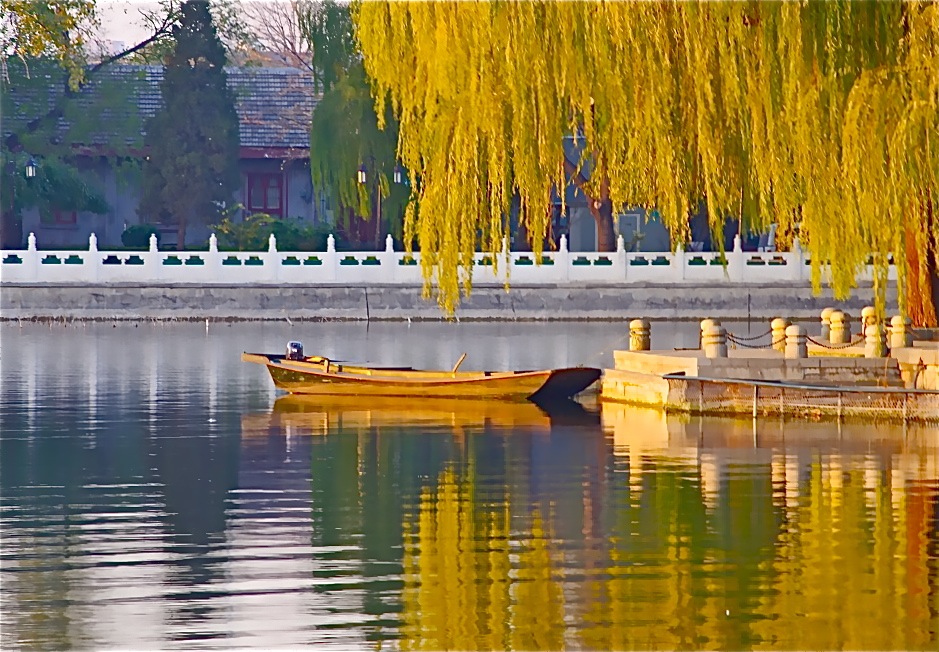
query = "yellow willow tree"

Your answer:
(354, 0), (939, 322)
